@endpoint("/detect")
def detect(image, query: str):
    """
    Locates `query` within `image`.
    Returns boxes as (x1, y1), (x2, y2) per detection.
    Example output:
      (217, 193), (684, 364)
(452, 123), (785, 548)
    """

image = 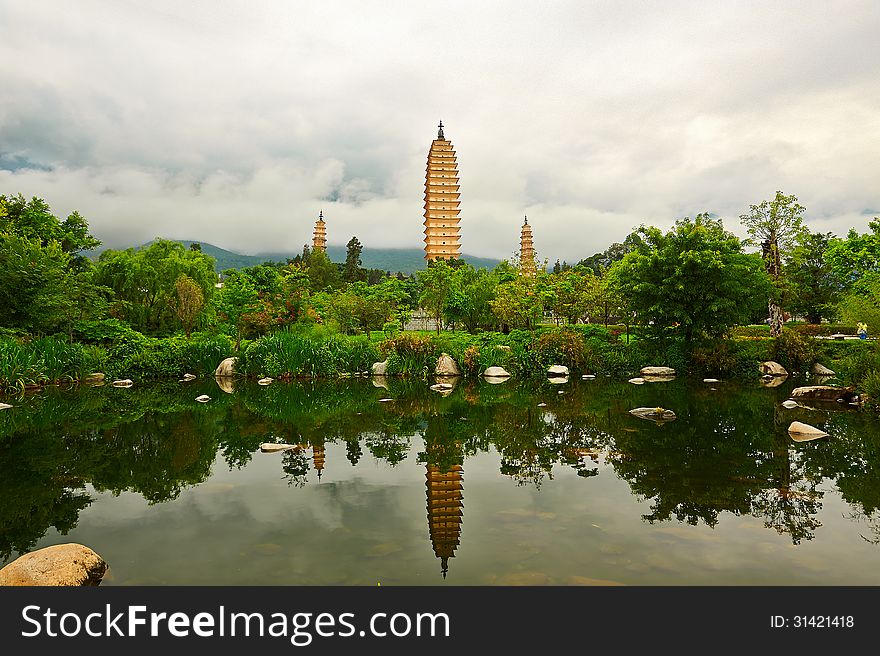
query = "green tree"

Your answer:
(740, 191), (807, 336)
(304, 248), (341, 291)
(825, 218), (880, 291)
(95, 239), (216, 334)
(0, 231), (70, 332)
(172, 274), (205, 338)
(491, 275), (544, 329)
(609, 215), (771, 342)
(443, 264), (498, 332)
(784, 231), (841, 323)
(343, 236), (364, 283)
(418, 260), (454, 333)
